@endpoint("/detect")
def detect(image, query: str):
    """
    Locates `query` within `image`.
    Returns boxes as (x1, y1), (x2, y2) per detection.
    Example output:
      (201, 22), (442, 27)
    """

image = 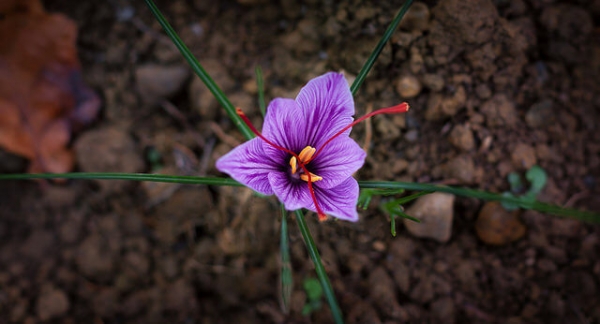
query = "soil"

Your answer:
(1, 0), (599, 323)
